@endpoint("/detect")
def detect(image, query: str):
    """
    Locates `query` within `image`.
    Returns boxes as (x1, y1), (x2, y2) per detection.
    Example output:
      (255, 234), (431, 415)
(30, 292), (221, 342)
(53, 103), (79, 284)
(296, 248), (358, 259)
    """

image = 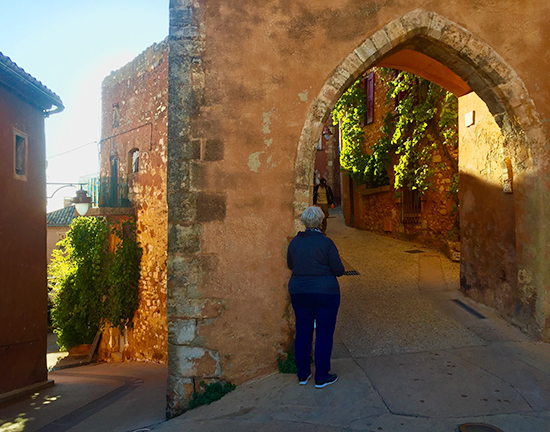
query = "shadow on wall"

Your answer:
(459, 173), (523, 326)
